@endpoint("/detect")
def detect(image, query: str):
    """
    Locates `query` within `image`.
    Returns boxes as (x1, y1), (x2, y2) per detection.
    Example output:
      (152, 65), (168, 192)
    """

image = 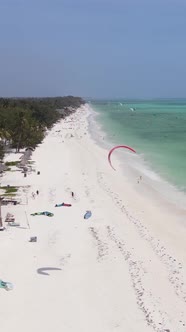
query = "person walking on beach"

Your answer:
(36, 190), (39, 195)
(137, 175), (143, 184)
(71, 191), (74, 198)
